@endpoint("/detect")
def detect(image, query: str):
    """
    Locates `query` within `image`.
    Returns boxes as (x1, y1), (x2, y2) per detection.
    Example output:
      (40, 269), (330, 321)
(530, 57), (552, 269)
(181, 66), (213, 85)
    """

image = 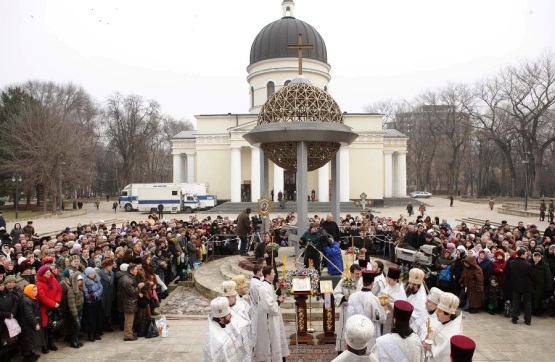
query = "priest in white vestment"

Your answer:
(369, 300), (425, 362)
(405, 268), (428, 335)
(424, 293), (463, 362)
(370, 260), (387, 296)
(417, 287), (443, 341)
(203, 297), (245, 362)
(331, 315), (375, 361)
(334, 264), (363, 353)
(254, 266), (290, 362)
(248, 264), (263, 337)
(346, 270), (386, 349)
(380, 266), (407, 335)
(221, 280), (252, 362)
(232, 274), (253, 361)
